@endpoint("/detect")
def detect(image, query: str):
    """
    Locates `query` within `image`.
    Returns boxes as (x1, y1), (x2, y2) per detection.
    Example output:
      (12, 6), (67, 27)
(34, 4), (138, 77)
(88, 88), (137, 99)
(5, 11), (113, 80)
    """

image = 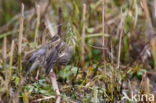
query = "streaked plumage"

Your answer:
(25, 35), (73, 77)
